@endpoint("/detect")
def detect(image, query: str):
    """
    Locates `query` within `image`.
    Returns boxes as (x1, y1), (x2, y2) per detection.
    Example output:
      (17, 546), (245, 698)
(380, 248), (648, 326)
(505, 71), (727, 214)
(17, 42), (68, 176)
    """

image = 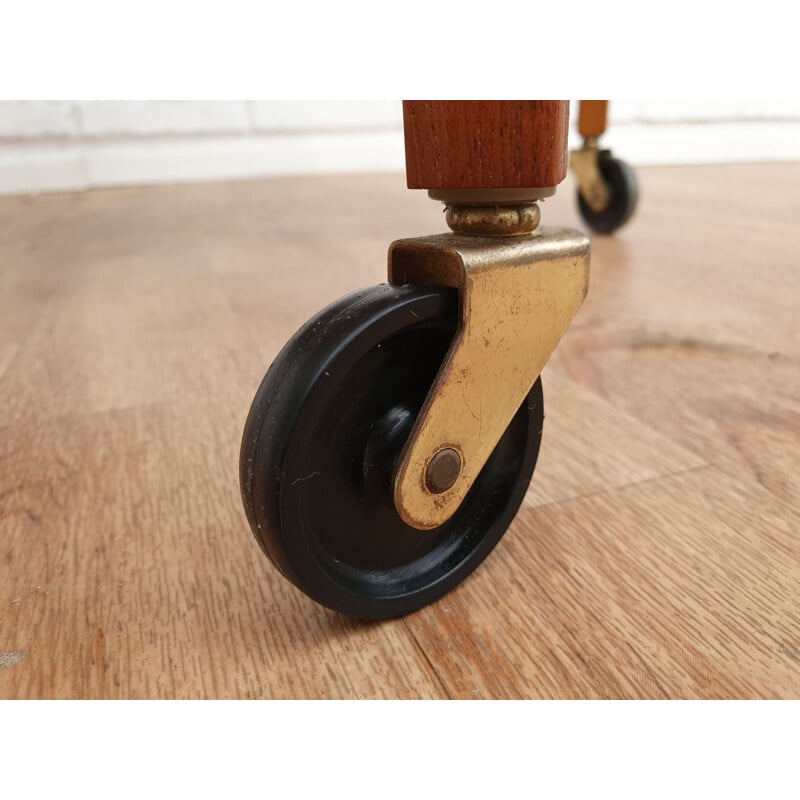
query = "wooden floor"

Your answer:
(1, 163), (798, 699)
